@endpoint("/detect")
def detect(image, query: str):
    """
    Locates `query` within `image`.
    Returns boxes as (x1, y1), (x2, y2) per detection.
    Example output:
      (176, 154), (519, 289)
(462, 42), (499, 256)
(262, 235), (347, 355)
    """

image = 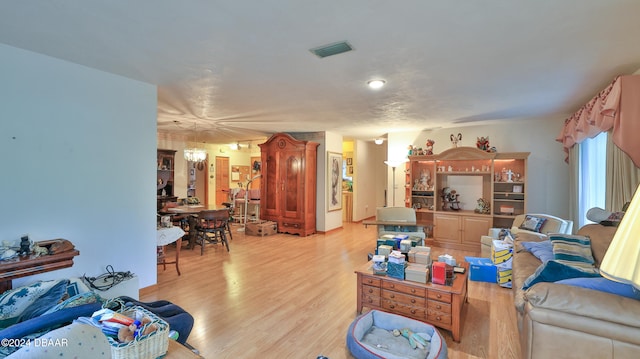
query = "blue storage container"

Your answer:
(464, 256), (497, 283)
